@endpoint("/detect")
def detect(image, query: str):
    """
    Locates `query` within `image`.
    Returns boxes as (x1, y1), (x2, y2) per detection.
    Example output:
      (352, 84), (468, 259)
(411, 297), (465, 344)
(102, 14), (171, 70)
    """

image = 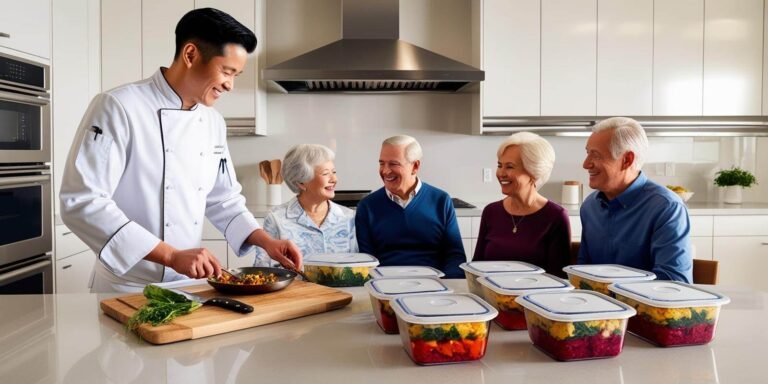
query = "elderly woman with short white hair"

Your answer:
(253, 144), (357, 266)
(473, 132), (571, 277)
